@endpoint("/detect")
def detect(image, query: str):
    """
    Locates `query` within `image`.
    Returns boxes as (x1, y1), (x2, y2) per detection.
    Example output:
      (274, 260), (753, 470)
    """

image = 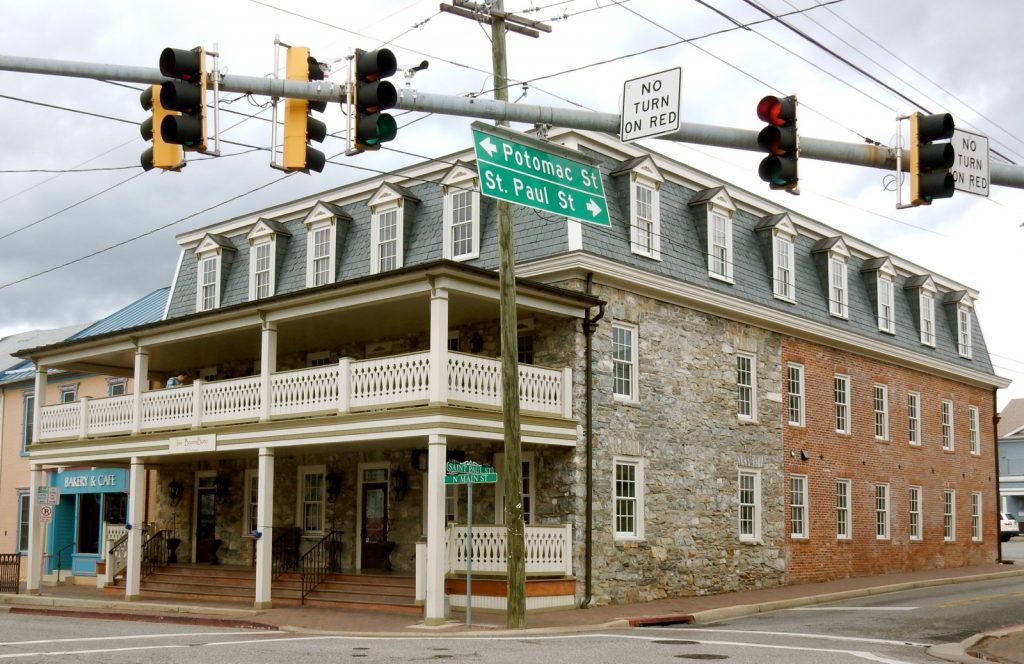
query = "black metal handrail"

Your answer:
(0, 553), (20, 594)
(271, 527), (301, 580)
(300, 529), (342, 603)
(55, 540), (76, 584)
(141, 529), (172, 580)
